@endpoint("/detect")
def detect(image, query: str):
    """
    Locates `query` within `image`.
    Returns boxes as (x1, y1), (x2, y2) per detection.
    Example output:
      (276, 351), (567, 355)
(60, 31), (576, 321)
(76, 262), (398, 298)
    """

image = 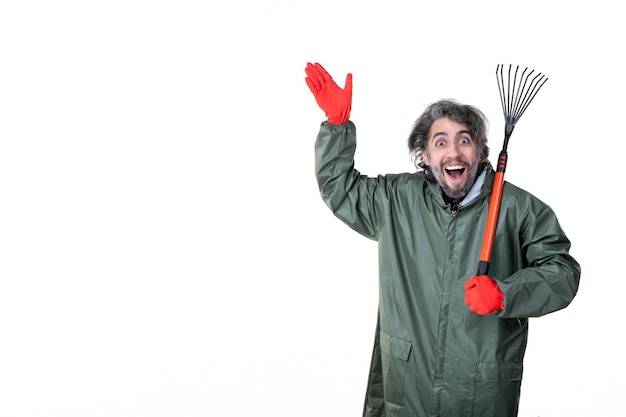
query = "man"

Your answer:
(304, 62), (581, 417)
